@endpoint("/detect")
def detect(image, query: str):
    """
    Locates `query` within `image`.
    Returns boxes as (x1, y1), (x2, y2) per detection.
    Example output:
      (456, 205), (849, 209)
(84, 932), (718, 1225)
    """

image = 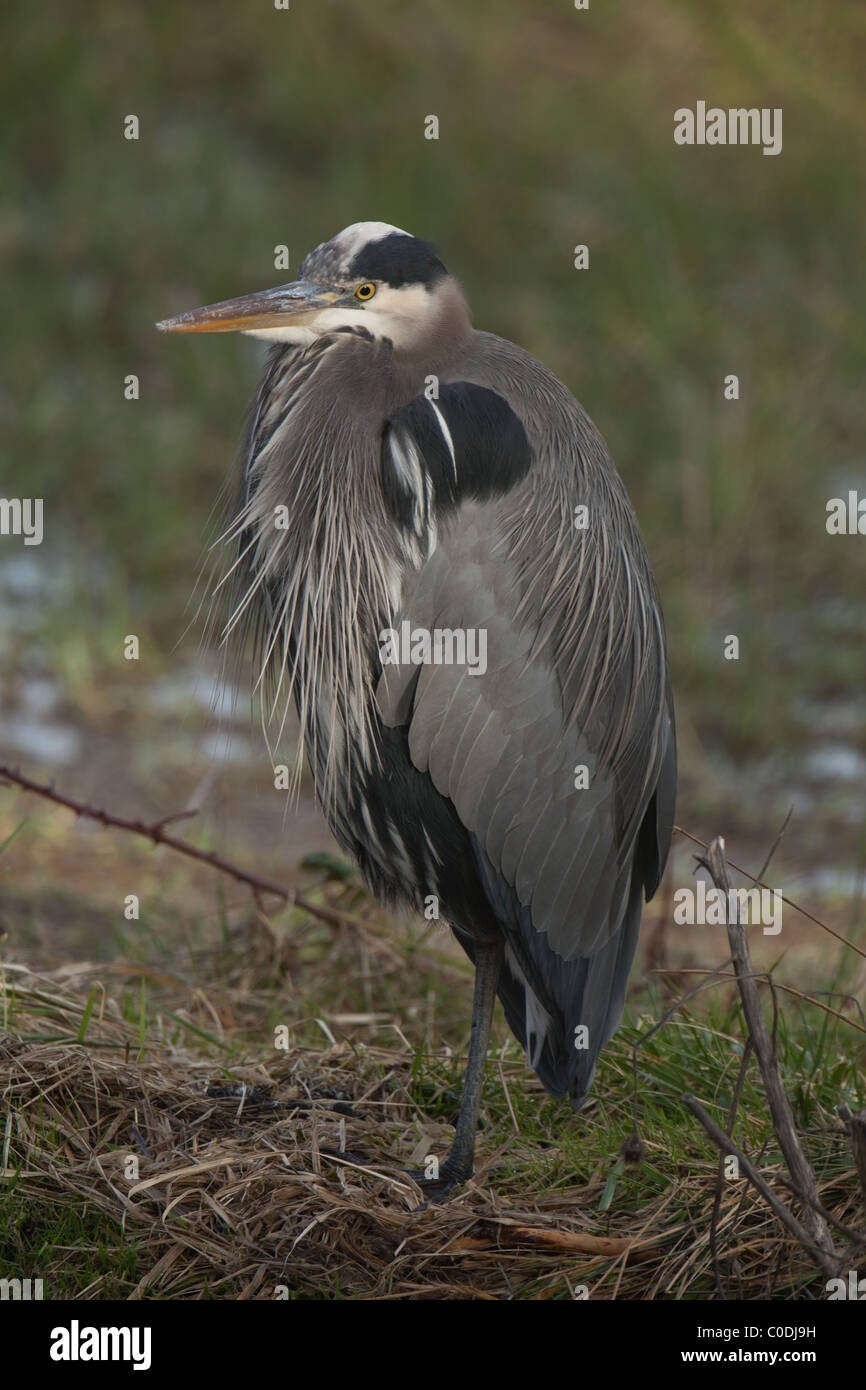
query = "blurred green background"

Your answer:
(2, 0), (865, 914)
